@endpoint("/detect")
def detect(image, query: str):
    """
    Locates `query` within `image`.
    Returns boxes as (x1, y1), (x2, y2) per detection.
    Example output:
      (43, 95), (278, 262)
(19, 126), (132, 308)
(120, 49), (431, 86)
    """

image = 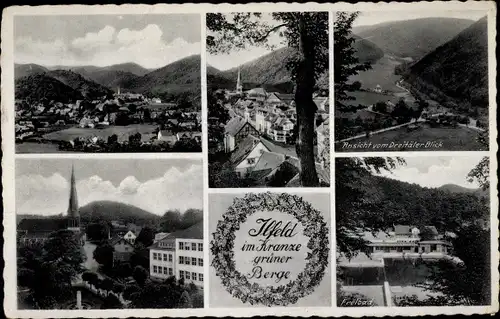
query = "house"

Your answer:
(364, 225), (452, 256)
(247, 151), (286, 183)
(149, 222), (204, 287)
(154, 232), (170, 243)
(157, 130), (178, 145)
(112, 237), (135, 262)
(313, 97), (329, 112)
(123, 230), (137, 245)
(223, 116), (259, 152)
(246, 87), (267, 101)
(229, 135), (270, 177)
